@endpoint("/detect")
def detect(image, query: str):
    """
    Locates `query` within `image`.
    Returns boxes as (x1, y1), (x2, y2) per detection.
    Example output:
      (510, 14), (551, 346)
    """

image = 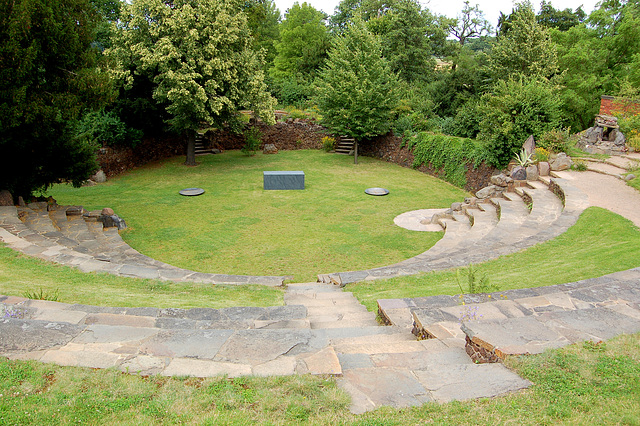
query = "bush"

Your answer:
(618, 115), (640, 152)
(534, 147), (550, 163)
(241, 126), (262, 156)
(537, 128), (572, 153)
(76, 110), (142, 148)
(408, 132), (488, 188)
(321, 136), (336, 152)
(442, 101), (482, 139)
(478, 78), (561, 167)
